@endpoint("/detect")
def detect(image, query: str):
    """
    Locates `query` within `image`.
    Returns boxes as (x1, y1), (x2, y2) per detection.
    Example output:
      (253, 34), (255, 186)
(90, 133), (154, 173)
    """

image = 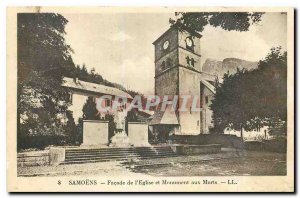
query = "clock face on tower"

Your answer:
(186, 37), (194, 47)
(163, 40), (169, 50)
